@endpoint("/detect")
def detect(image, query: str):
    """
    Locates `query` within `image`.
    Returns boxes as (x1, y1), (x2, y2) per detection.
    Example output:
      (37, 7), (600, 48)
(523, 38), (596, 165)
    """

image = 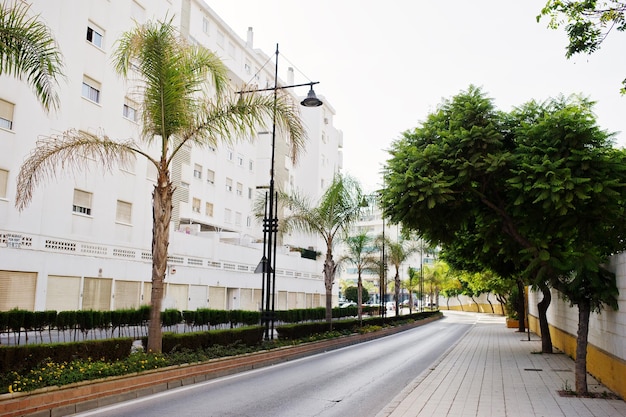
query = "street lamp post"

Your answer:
(253, 44), (322, 340)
